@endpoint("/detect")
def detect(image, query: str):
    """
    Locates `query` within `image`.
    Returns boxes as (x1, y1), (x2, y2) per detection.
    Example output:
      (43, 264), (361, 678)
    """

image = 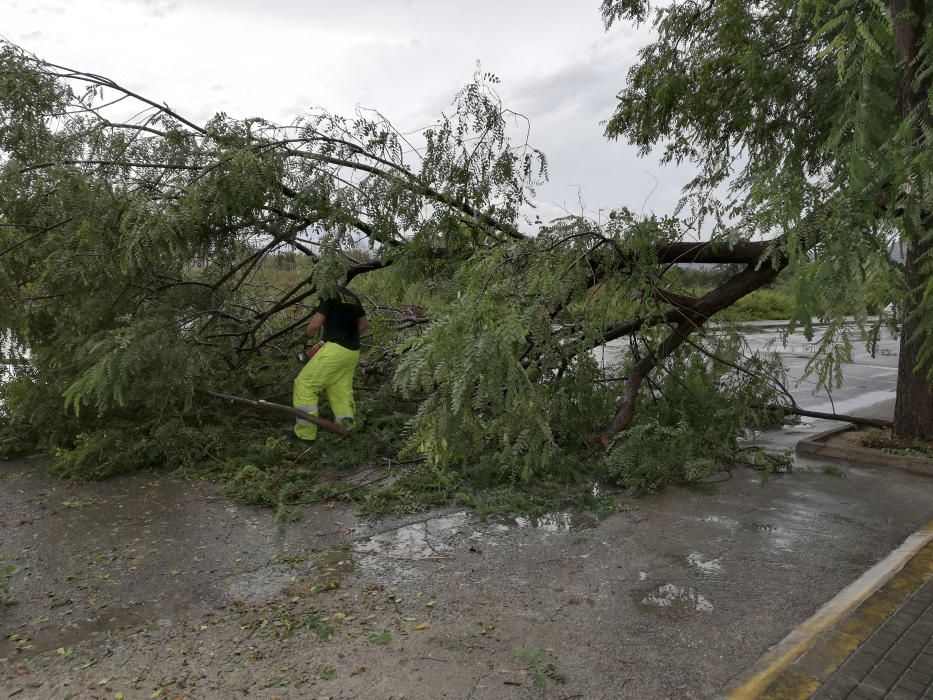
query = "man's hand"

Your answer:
(305, 312), (326, 338)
